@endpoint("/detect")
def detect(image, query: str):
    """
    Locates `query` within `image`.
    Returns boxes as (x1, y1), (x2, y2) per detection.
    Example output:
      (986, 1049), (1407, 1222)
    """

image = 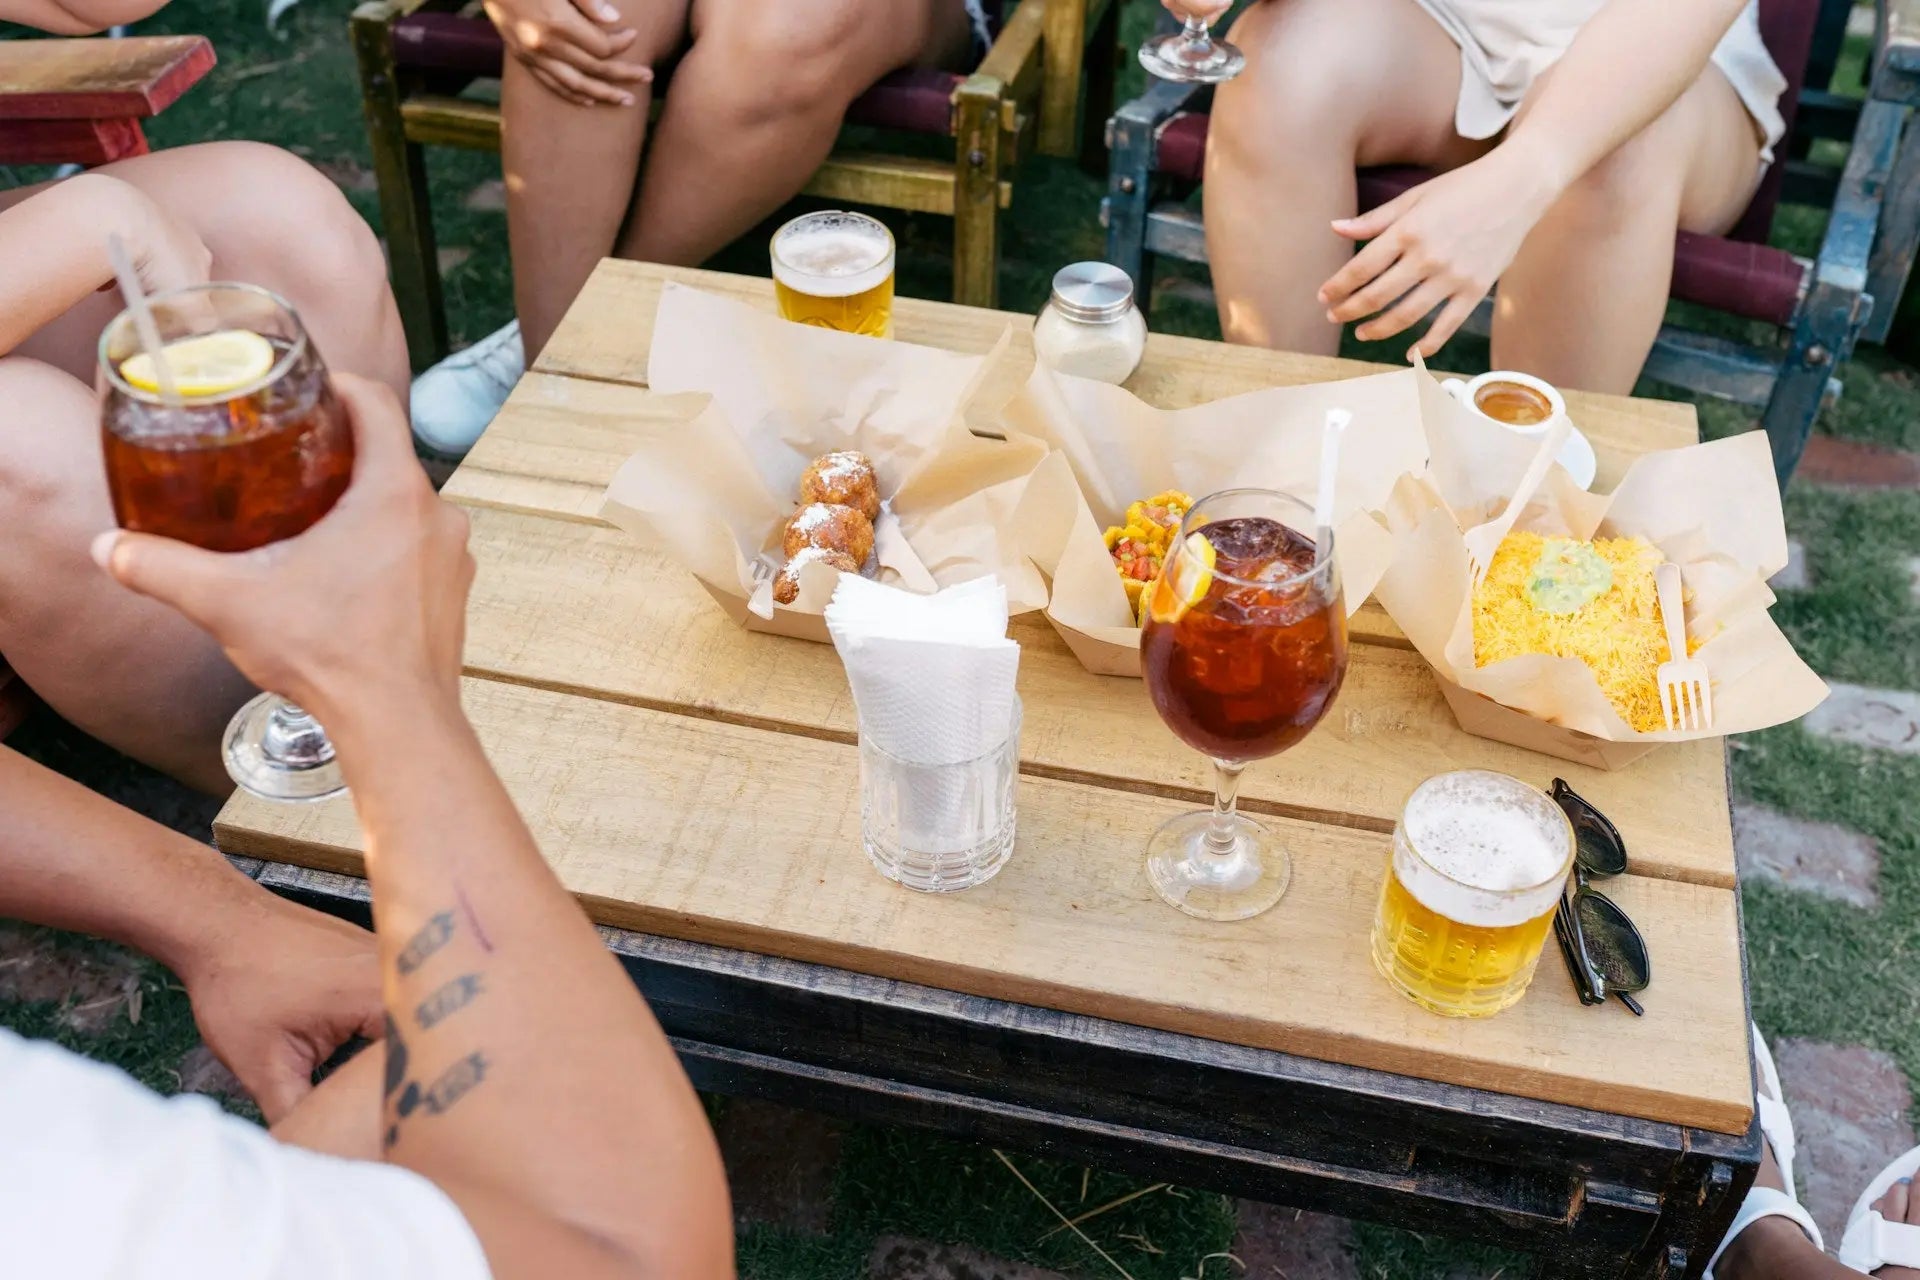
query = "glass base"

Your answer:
(1145, 811), (1290, 921)
(223, 693), (348, 803)
(1138, 32), (1246, 84)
